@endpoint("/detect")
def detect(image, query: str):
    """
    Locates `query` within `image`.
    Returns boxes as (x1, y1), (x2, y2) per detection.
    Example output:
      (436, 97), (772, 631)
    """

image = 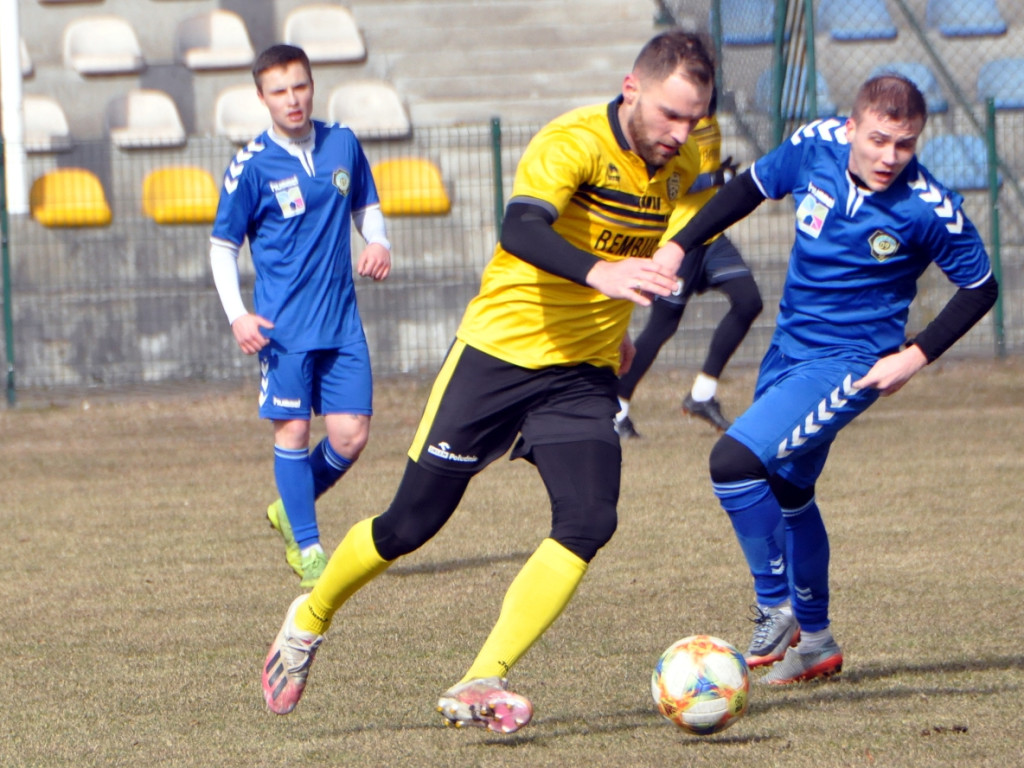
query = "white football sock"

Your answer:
(690, 373), (718, 402)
